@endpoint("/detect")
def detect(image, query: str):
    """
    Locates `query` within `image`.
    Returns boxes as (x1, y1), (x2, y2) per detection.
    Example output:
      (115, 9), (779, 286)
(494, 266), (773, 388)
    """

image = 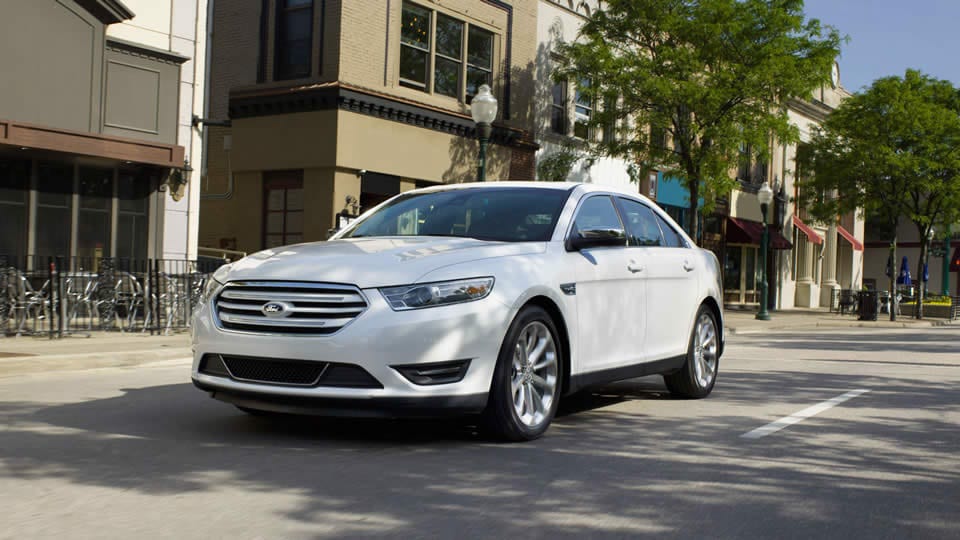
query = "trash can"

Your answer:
(858, 291), (879, 321)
